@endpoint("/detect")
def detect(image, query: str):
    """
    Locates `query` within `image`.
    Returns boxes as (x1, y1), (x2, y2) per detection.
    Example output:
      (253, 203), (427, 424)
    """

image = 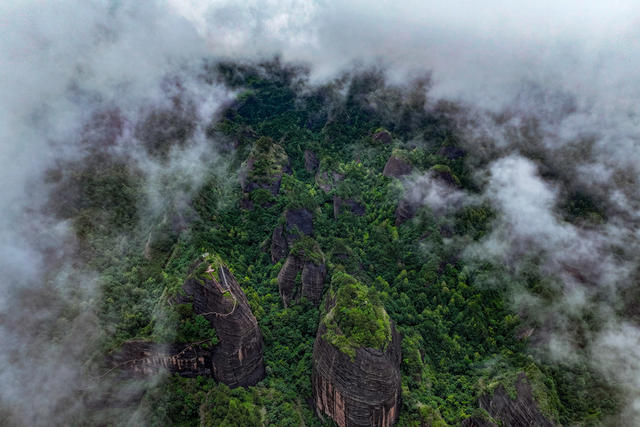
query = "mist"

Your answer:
(2, 0), (640, 424)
